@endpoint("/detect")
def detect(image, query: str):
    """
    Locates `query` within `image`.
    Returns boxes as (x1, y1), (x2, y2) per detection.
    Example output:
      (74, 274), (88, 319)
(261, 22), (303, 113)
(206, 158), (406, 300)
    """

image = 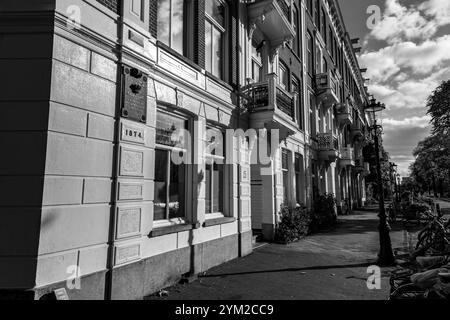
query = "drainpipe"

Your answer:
(236, 0), (243, 257)
(105, 4), (124, 301)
